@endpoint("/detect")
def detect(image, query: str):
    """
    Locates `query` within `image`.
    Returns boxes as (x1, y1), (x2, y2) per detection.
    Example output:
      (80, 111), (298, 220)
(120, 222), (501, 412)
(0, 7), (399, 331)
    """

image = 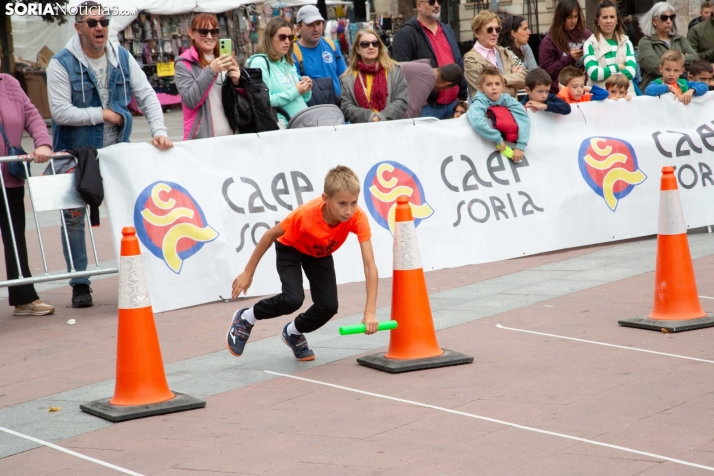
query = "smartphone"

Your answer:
(219, 38), (232, 56)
